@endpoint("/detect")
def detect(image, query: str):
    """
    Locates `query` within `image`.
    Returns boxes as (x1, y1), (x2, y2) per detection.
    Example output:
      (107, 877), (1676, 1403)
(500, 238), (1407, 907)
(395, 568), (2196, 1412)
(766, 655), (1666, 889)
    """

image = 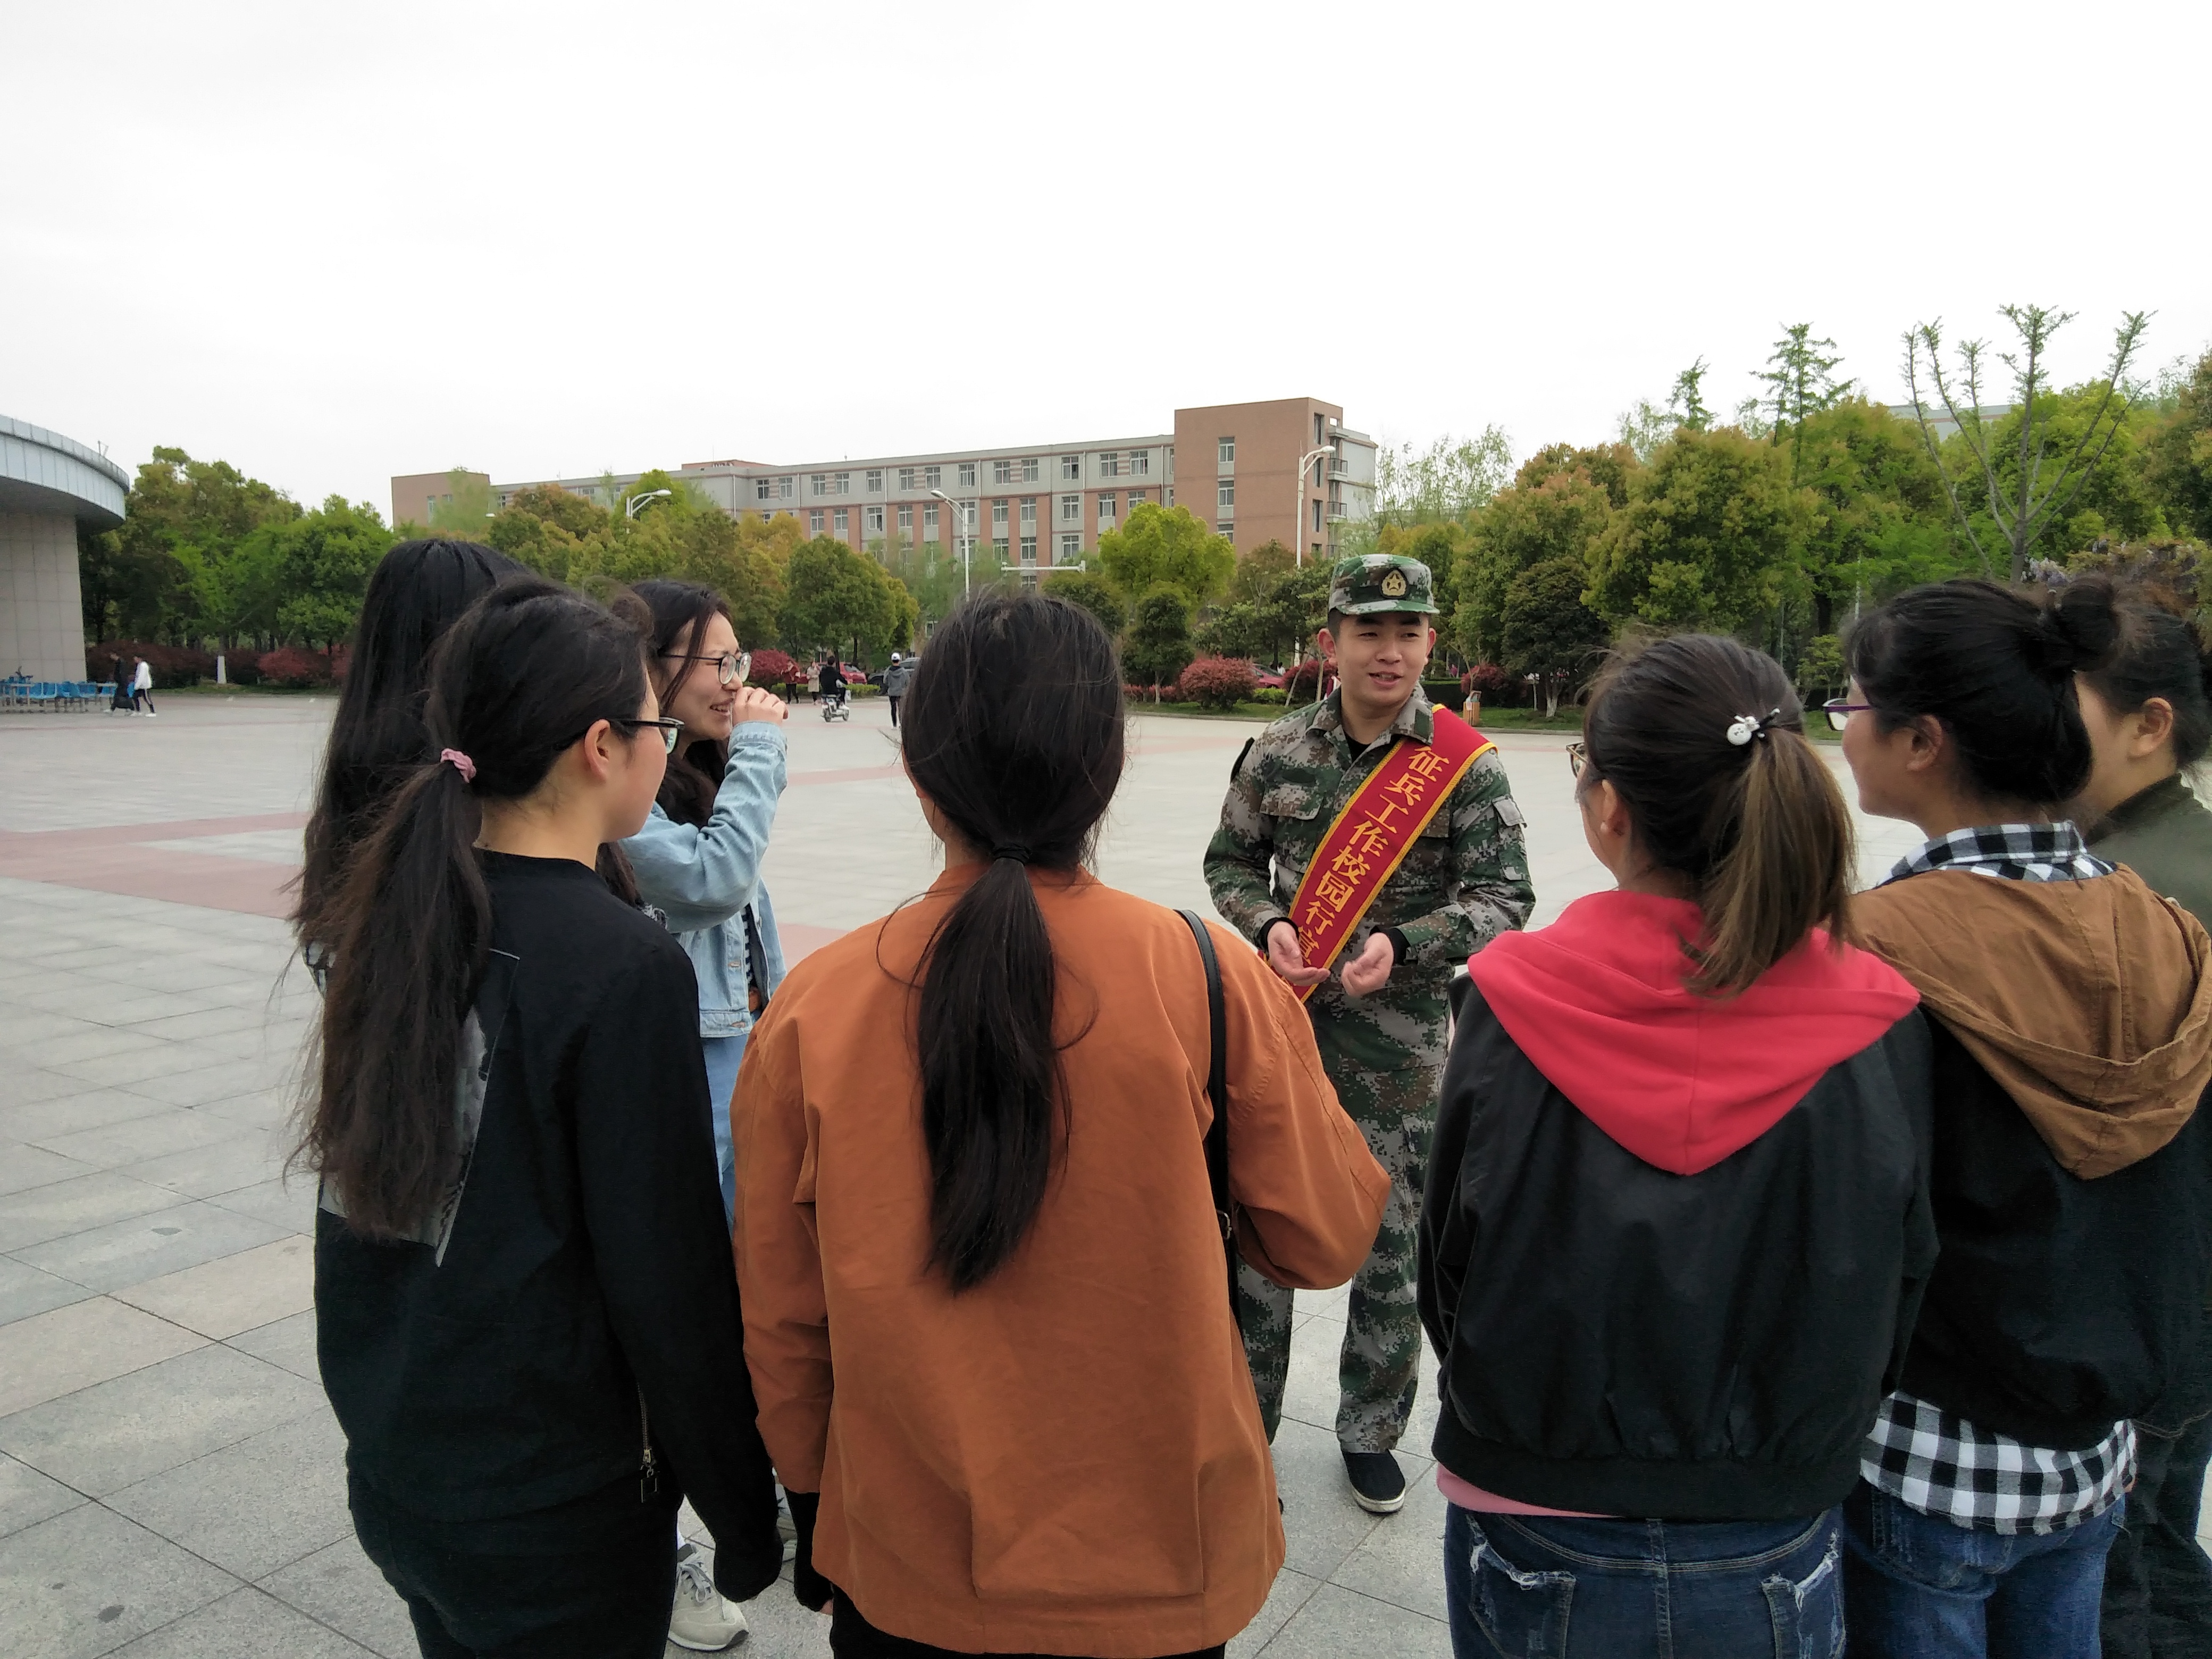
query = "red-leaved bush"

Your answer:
(1176, 656), (1258, 711)
(1462, 662), (1516, 701)
(1284, 659), (1327, 703)
(746, 648), (799, 692)
(257, 647), (336, 689)
(87, 642), (217, 686)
